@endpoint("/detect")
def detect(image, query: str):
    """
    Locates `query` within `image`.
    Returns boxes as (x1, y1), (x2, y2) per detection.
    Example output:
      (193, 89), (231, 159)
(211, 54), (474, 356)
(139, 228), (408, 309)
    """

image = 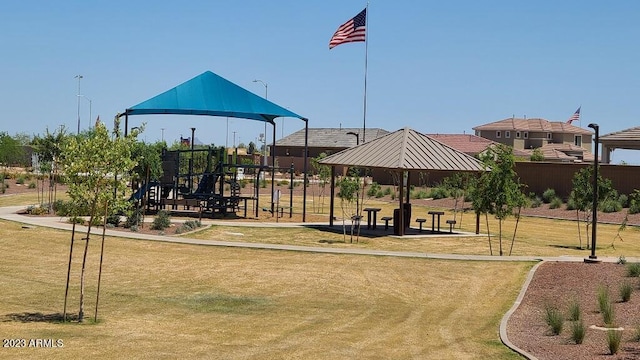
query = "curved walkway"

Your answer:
(0, 205), (633, 359)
